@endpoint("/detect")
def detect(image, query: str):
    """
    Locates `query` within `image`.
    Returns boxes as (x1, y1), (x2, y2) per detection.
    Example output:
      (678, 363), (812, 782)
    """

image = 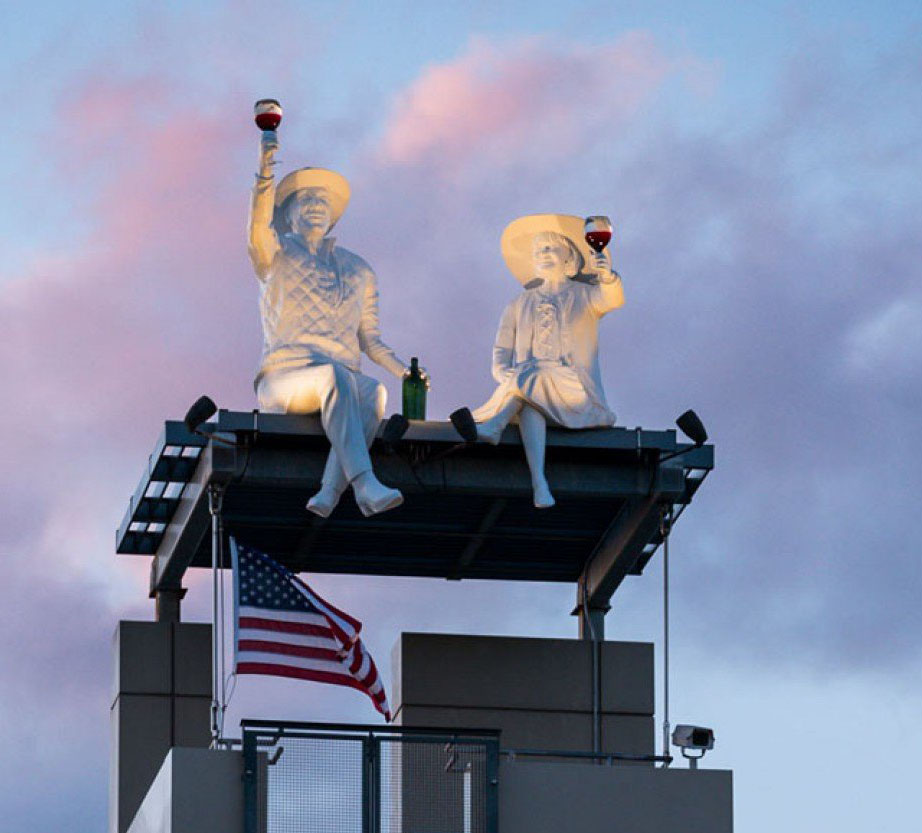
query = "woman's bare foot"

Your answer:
(532, 478), (555, 508)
